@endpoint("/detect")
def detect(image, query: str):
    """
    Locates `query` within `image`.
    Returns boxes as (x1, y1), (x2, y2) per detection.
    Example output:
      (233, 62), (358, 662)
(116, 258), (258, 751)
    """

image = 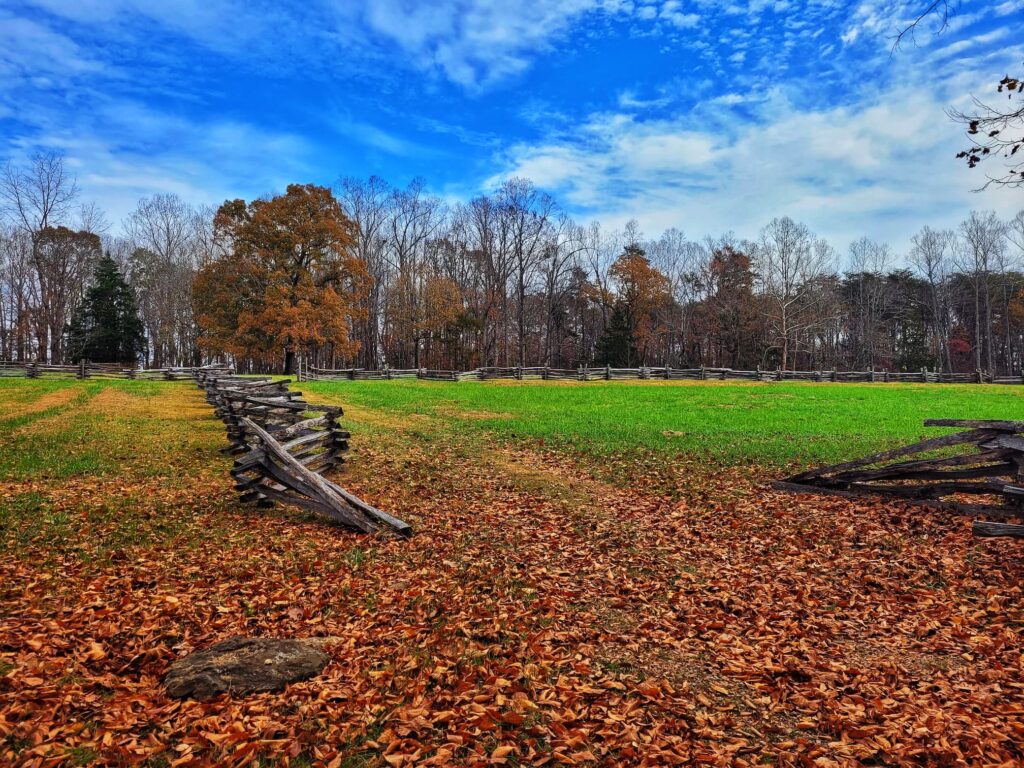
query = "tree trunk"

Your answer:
(974, 282), (982, 372)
